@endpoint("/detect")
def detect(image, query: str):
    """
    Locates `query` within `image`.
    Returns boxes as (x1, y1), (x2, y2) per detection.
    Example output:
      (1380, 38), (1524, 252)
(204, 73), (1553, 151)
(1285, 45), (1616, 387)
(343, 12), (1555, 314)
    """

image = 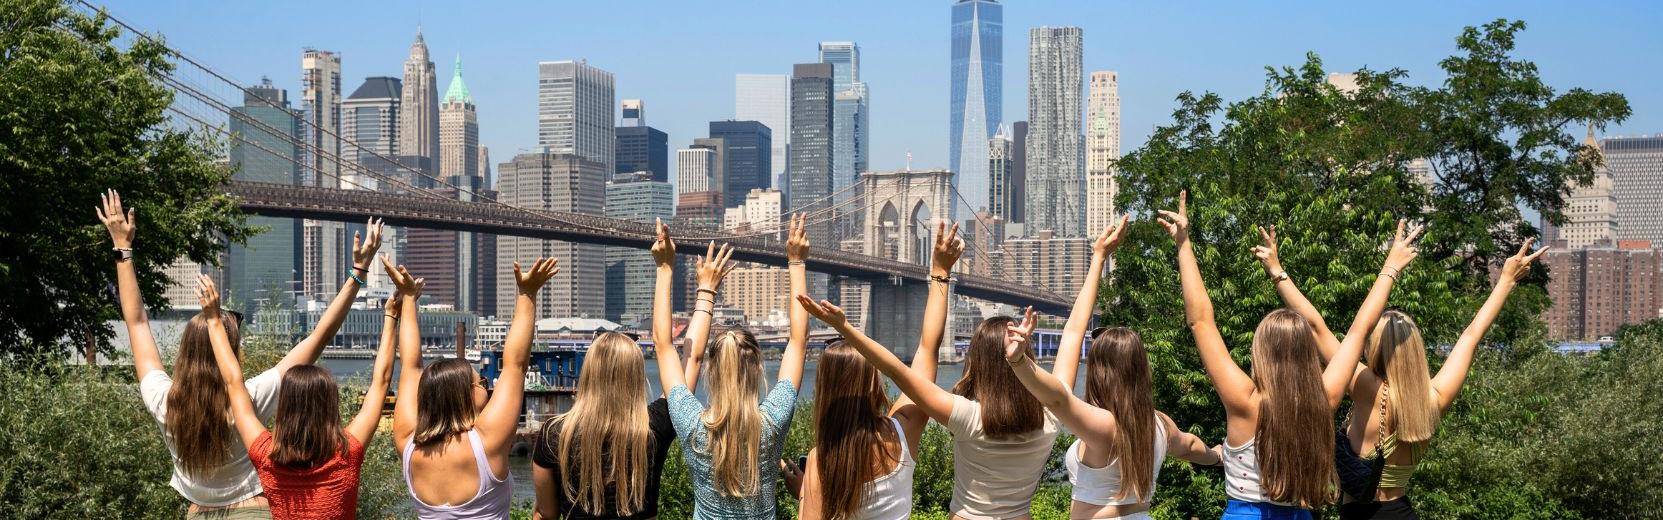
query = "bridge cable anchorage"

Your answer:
(70, 0), (1071, 313)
